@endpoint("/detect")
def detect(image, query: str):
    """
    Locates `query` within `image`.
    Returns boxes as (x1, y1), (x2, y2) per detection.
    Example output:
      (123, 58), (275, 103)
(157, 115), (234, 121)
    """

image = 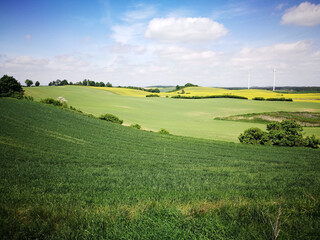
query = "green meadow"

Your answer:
(25, 86), (320, 142)
(0, 98), (319, 239)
